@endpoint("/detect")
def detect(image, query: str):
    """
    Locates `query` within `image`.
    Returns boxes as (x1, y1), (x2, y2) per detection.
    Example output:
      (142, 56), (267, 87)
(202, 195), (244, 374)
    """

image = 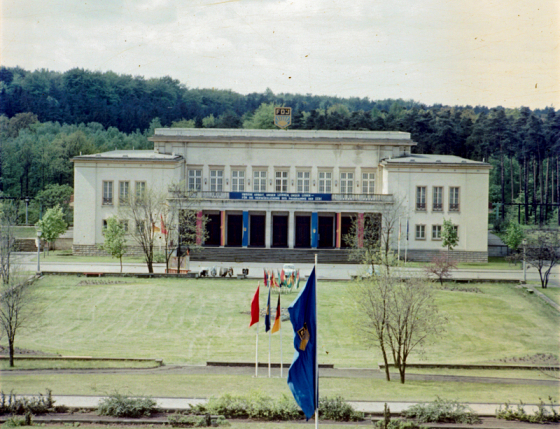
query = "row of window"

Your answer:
(415, 224), (458, 241)
(102, 181), (146, 205)
(188, 169), (376, 194)
(416, 186), (460, 212)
